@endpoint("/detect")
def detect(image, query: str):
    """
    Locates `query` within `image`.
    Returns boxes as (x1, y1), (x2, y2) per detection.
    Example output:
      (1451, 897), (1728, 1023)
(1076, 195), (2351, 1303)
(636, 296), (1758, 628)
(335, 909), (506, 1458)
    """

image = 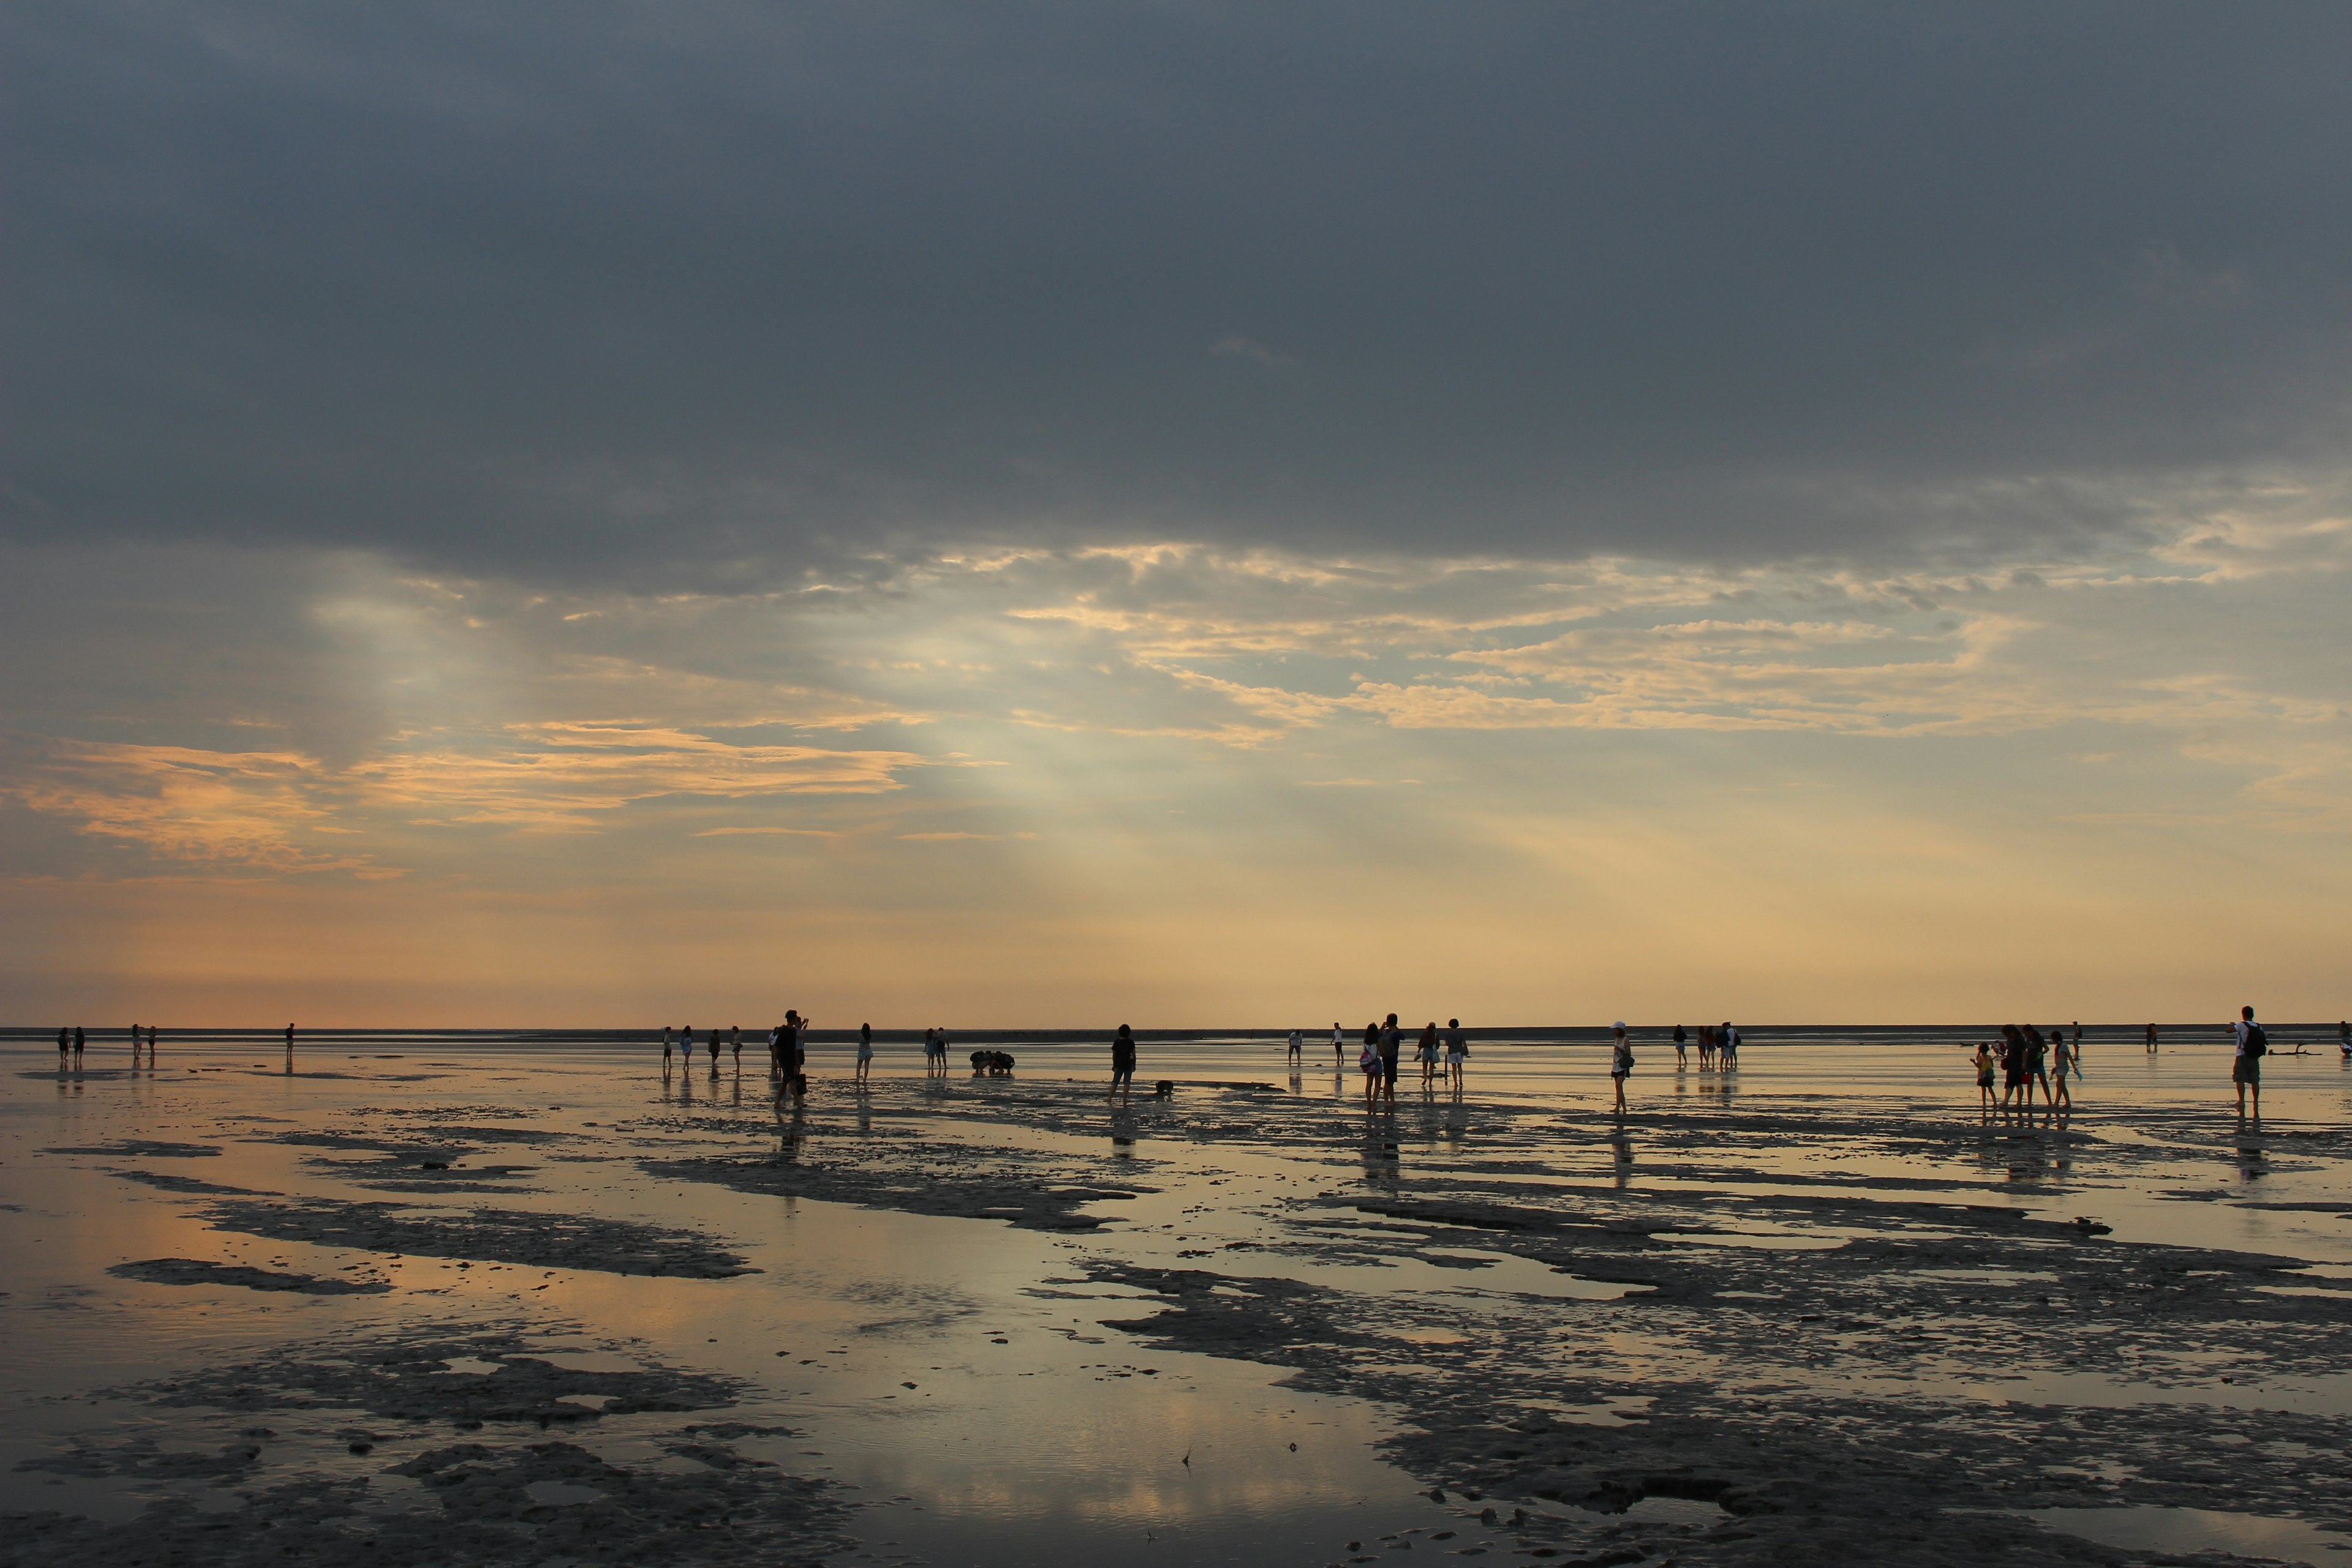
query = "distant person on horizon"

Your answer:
(1673, 1024), (1687, 1068)
(285, 1022), (295, 1053)
(2339, 1020), (2350, 1058)
(59, 1027), (72, 1068)
(1610, 1022), (1634, 1112)
(2232, 1005), (2265, 1118)
(72, 1026), (85, 1066)
(1332, 1023), (1345, 1069)
(1445, 1019), (1467, 1090)
(731, 1025), (743, 1067)
(855, 1022), (873, 1084)
(1109, 1024), (1136, 1102)
(2145, 1022), (2159, 1052)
